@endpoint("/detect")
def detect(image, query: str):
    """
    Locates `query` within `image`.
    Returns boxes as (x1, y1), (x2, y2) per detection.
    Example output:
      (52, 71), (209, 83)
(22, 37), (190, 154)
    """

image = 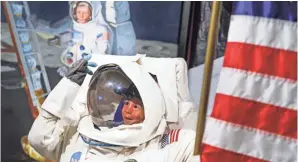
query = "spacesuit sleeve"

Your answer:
(41, 77), (81, 118)
(95, 25), (110, 54)
(28, 77), (81, 160)
(28, 110), (77, 160)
